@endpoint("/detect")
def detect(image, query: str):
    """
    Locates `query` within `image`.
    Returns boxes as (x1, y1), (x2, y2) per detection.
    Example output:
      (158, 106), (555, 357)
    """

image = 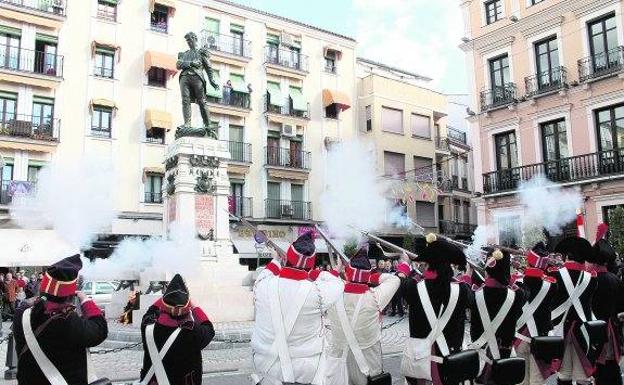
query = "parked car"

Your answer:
(80, 280), (119, 310)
